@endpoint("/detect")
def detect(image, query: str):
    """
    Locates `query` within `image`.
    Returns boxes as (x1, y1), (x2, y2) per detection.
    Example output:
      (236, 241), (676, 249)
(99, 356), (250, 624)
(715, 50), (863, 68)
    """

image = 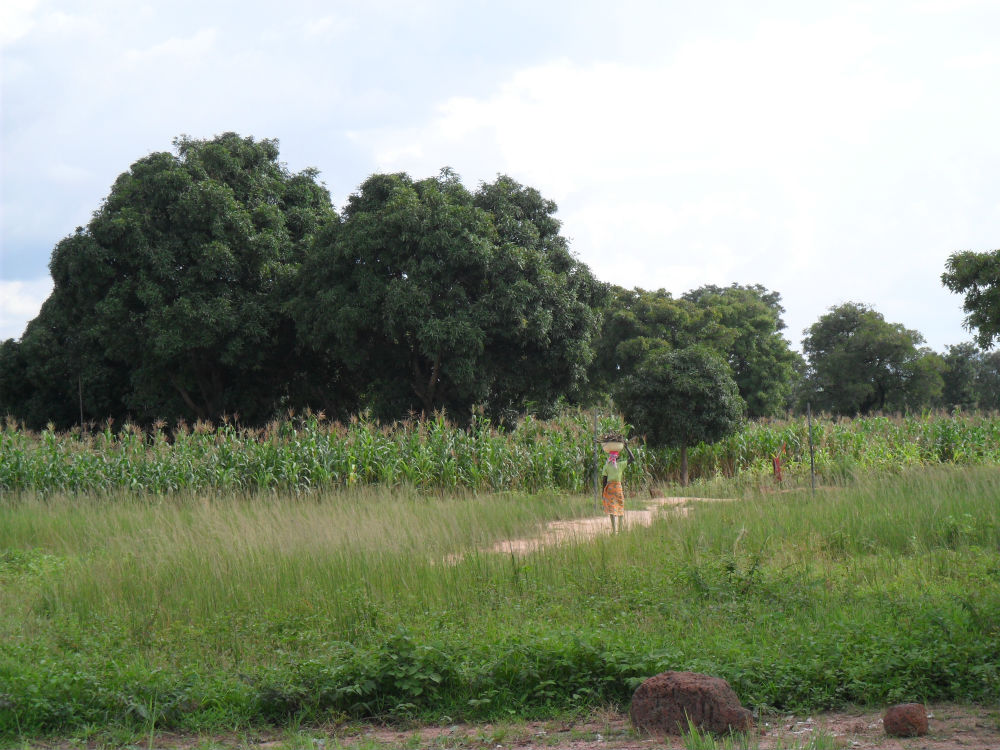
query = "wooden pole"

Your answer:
(593, 409), (600, 512)
(78, 374), (84, 427)
(807, 402), (816, 494)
